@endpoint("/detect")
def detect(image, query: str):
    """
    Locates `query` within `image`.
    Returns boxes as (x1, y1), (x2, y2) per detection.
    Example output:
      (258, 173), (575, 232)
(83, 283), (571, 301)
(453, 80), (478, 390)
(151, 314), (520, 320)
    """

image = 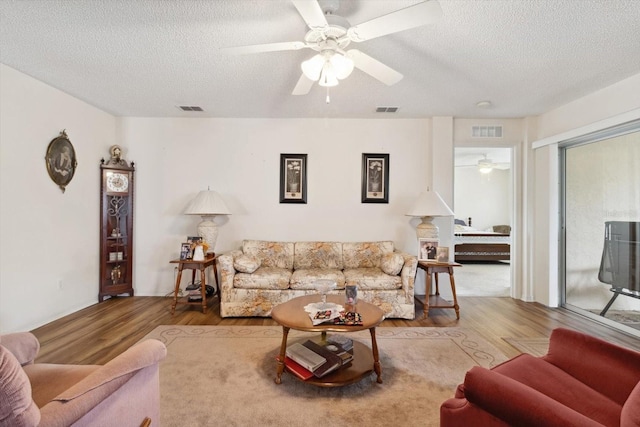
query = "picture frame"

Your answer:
(361, 153), (389, 203)
(45, 129), (78, 193)
(418, 238), (439, 262)
(279, 153), (307, 204)
(436, 246), (450, 263)
(187, 236), (201, 245)
(180, 243), (192, 260)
